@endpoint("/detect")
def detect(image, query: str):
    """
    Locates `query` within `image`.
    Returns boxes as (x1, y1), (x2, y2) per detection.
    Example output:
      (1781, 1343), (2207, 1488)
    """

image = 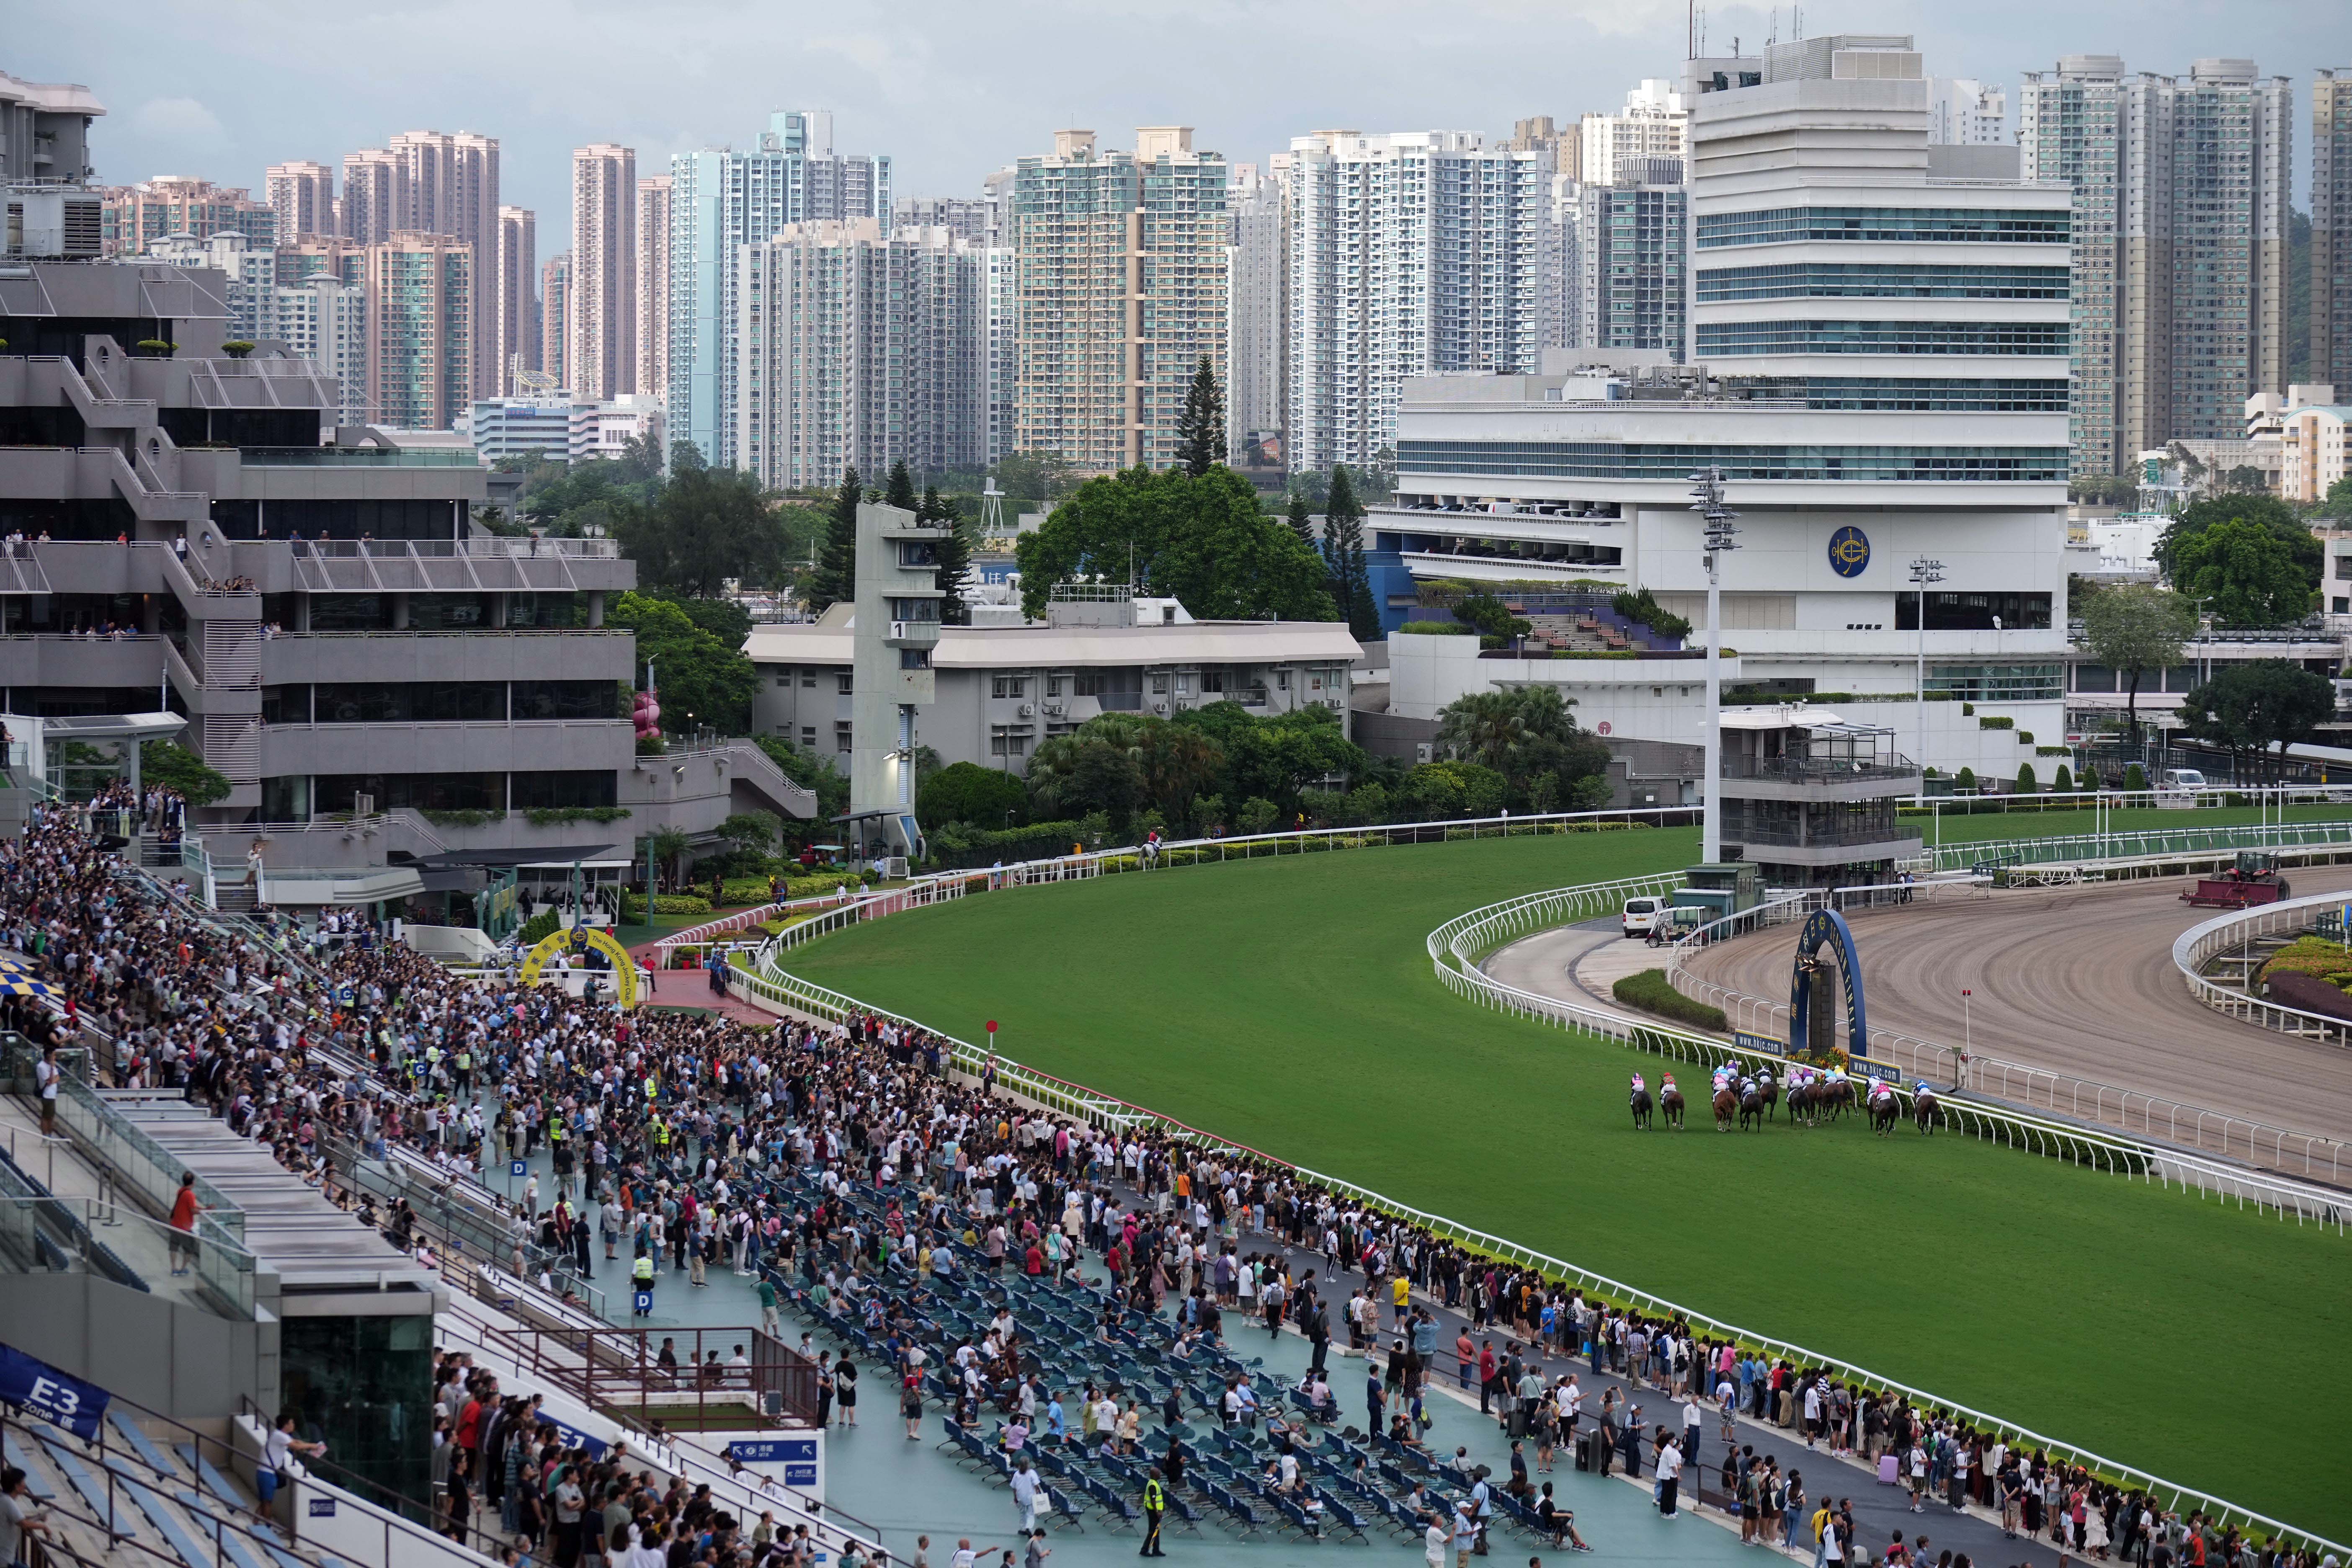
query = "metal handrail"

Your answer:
(2173, 892), (2352, 1047)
